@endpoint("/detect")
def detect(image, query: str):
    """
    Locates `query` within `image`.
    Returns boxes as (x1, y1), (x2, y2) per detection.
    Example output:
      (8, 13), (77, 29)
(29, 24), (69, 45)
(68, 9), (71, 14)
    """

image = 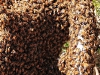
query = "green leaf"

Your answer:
(93, 0), (100, 7)
(97, 47), (100, 54)
(63, 42), (69, 48)
(93, 0), (100, 16)
(62, 48), (66, 53)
